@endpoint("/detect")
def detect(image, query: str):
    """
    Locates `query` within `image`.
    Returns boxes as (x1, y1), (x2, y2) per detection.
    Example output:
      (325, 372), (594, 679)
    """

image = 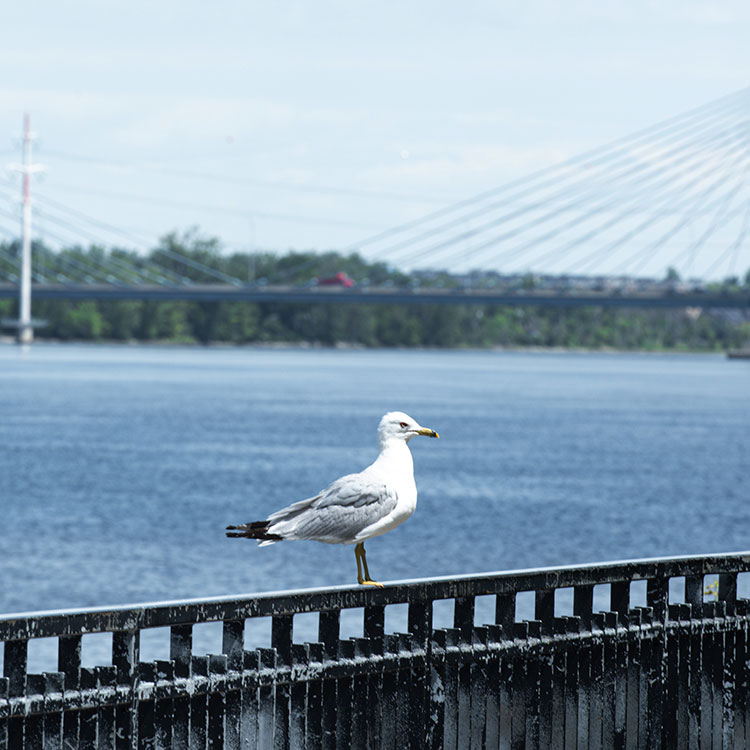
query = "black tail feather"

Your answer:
(226, 520), (283, 541)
